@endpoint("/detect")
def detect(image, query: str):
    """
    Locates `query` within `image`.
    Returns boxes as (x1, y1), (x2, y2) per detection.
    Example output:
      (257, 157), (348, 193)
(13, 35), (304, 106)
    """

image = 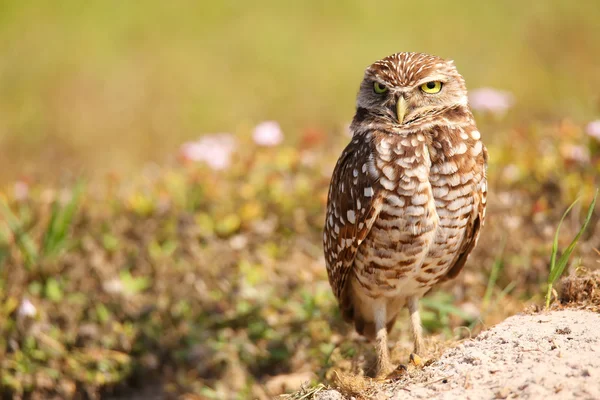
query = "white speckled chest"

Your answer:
(351, 124), (485, 299)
